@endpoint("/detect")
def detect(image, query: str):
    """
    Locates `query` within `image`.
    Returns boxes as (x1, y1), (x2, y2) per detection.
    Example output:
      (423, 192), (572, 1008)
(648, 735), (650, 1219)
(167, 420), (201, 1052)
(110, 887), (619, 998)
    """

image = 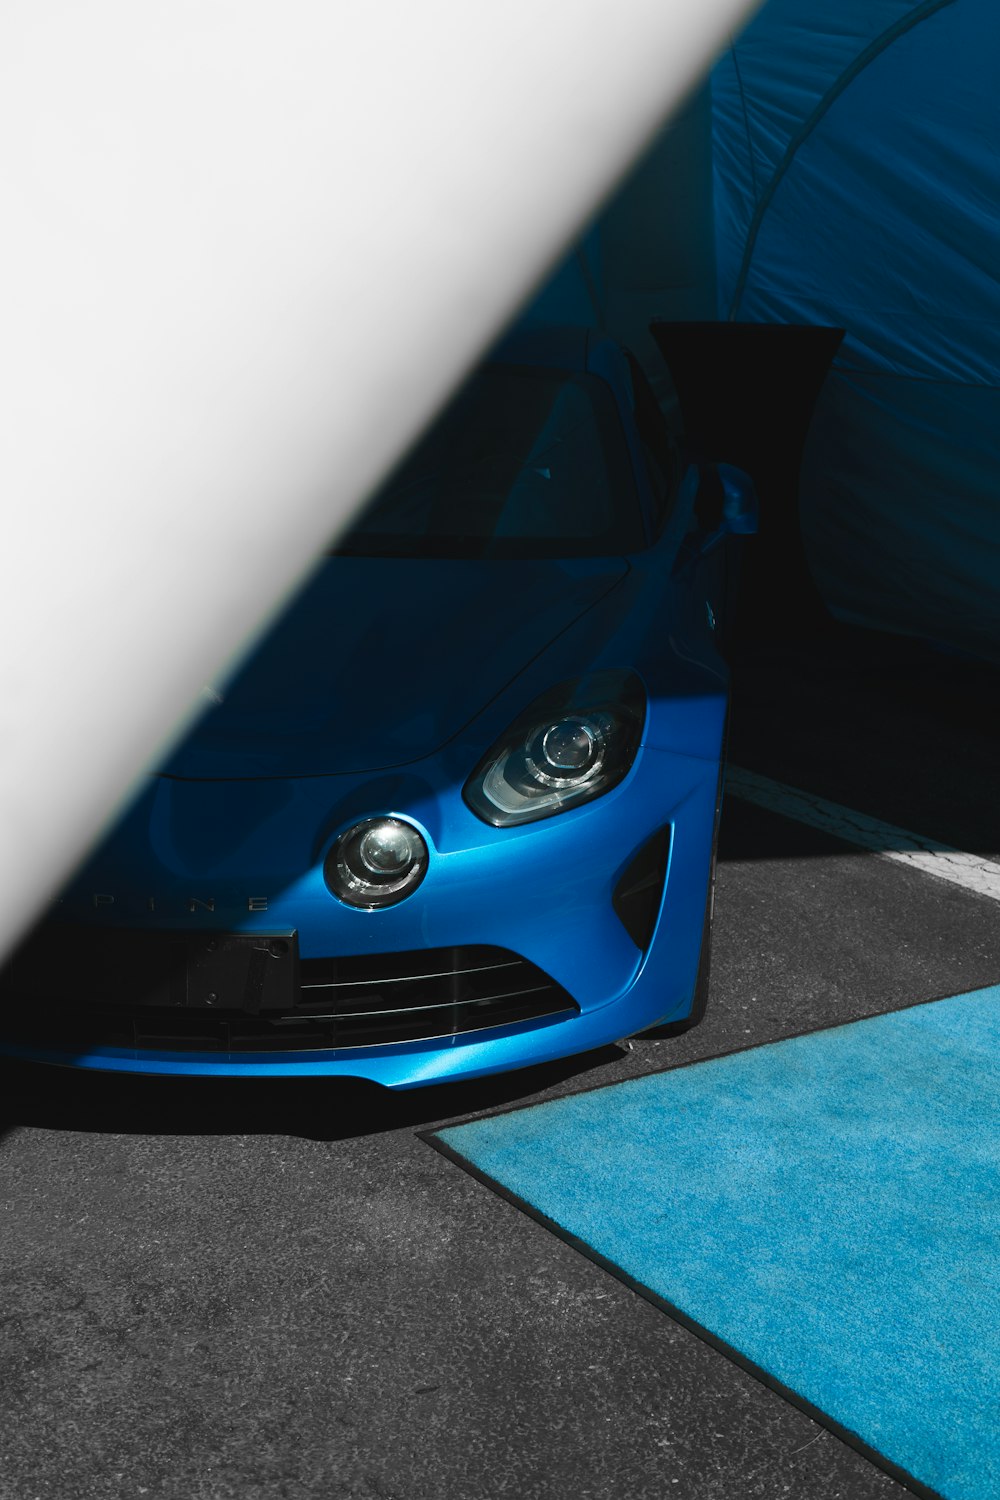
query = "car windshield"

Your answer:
(334, 365), (644, 558)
